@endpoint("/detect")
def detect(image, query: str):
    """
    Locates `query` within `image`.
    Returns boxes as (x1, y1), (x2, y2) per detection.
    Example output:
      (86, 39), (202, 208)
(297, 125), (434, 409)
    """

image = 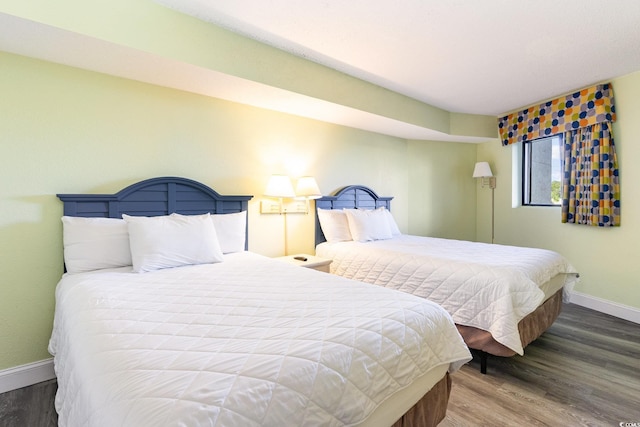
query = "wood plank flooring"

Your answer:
(0, 303), (638, 427)
(441, 303), (640, 426)
(0, 379), (57, 427)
